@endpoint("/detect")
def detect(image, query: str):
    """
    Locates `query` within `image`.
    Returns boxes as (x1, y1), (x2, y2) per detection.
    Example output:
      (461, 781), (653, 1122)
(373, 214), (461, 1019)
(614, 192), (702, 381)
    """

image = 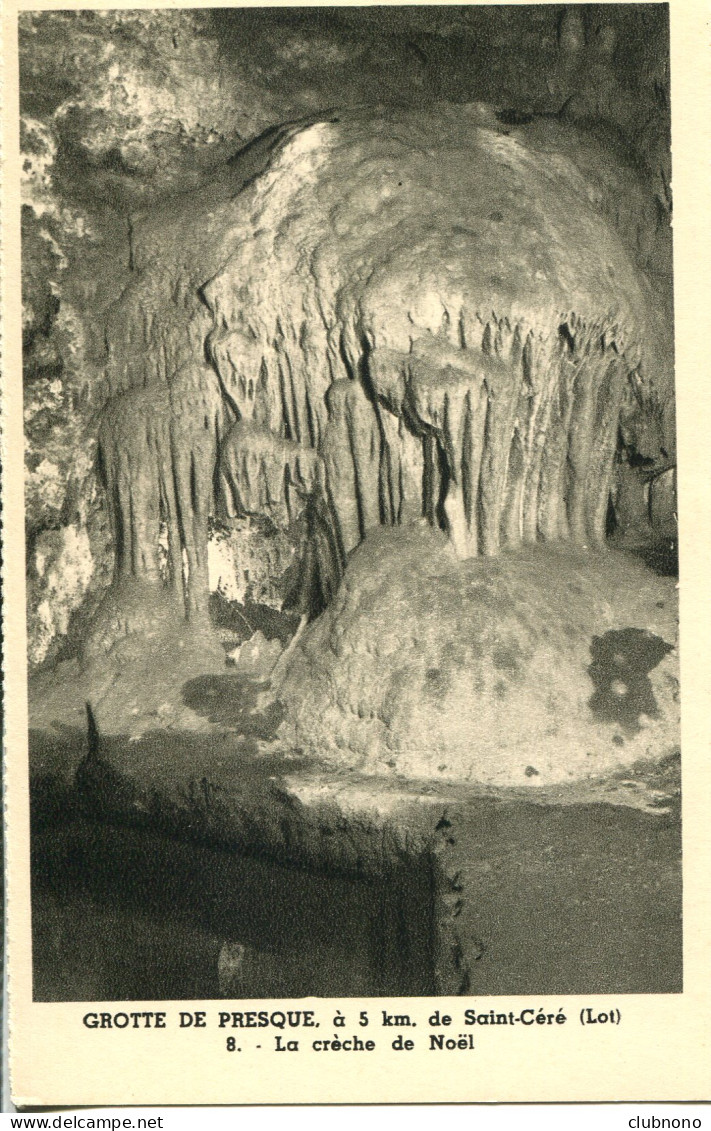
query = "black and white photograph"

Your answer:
(4, 0), (708, 1109)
